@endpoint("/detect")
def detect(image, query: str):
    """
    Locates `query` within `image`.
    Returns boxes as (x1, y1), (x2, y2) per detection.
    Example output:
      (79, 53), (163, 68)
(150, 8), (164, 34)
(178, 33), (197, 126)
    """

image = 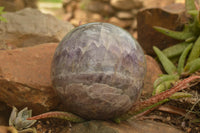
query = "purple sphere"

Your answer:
(51, 22), (146, 120)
